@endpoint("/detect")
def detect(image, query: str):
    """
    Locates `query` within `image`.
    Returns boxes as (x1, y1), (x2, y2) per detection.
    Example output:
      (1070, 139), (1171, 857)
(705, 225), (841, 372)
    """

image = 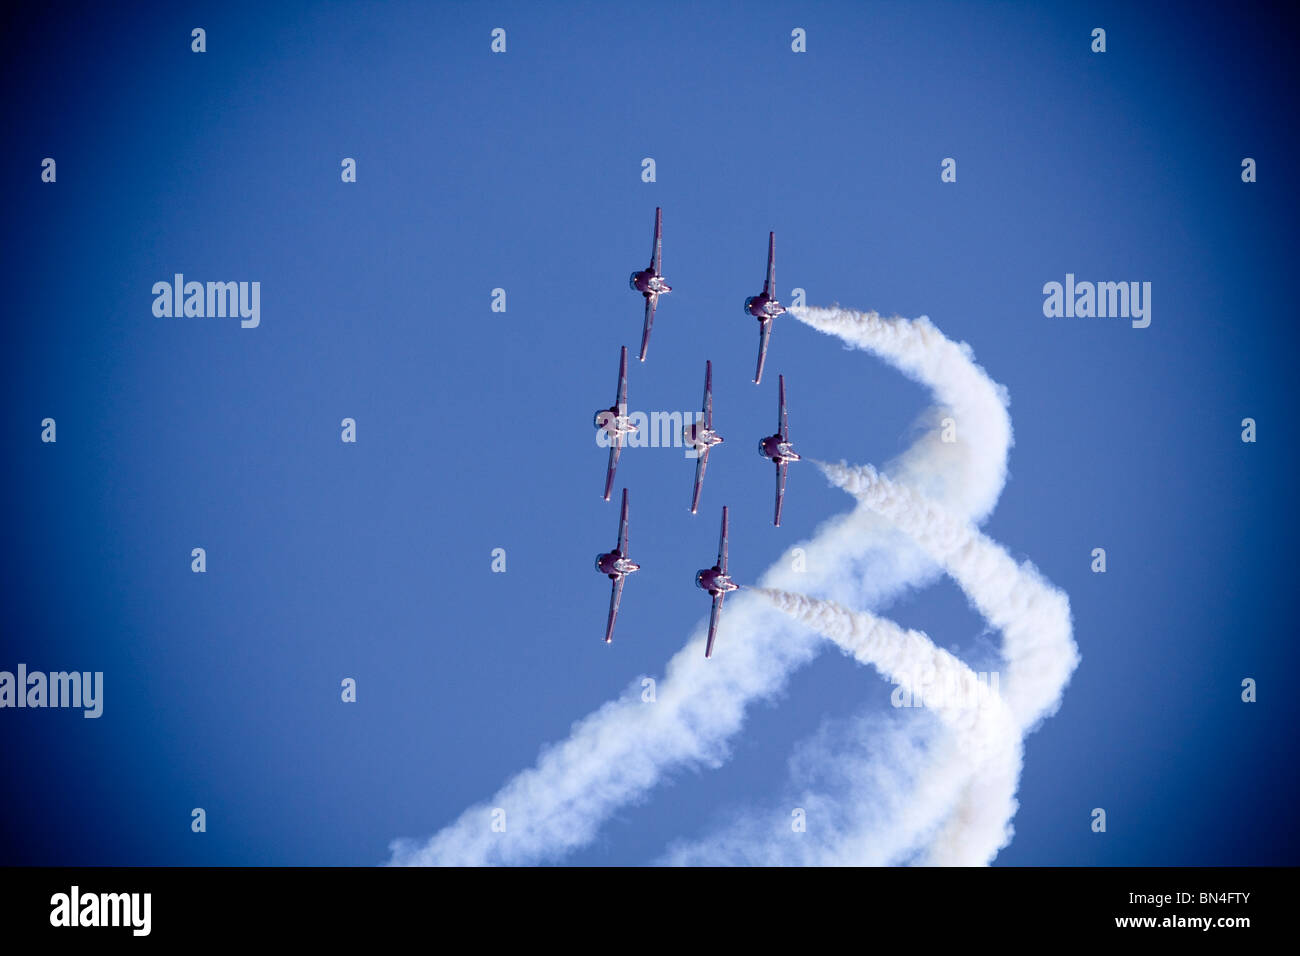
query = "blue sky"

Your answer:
(2, 0), (1297, 865)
